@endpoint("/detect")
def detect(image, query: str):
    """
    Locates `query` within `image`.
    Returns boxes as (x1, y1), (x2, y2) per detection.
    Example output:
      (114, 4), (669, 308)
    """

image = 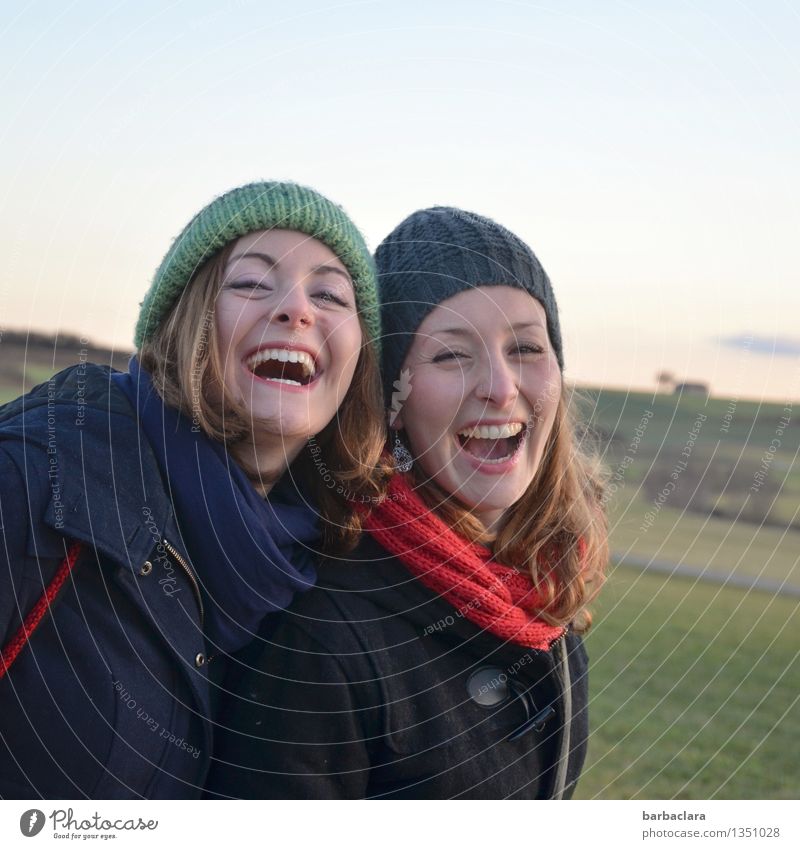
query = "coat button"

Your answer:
(195, 653), (206, 668)
(466, 667), (510, 707)
(139, 561), (153, 576)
